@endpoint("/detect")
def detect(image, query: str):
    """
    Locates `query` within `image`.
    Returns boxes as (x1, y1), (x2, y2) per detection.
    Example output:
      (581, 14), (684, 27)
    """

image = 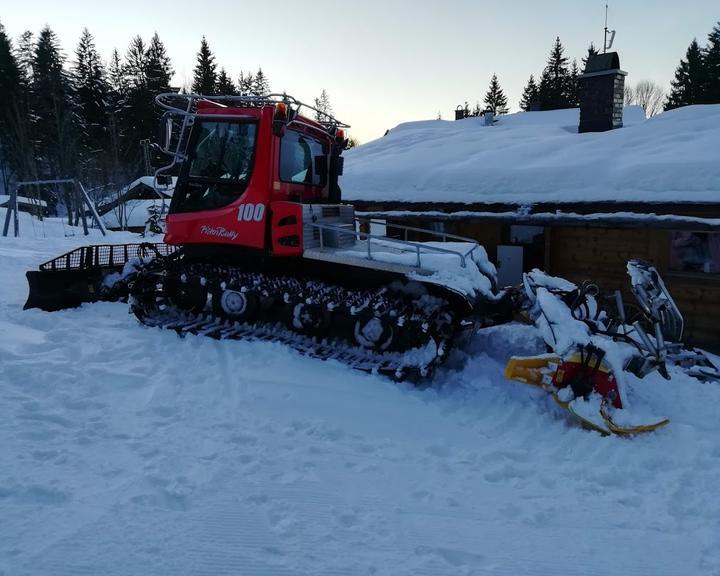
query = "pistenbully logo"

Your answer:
(200, 225), (239, 241)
